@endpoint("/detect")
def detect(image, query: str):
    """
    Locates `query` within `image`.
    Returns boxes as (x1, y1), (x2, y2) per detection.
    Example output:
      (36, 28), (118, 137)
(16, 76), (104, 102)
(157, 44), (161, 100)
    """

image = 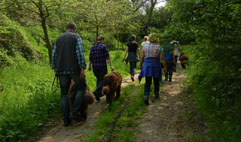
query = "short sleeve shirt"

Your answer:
(127, 41), (139, 53)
